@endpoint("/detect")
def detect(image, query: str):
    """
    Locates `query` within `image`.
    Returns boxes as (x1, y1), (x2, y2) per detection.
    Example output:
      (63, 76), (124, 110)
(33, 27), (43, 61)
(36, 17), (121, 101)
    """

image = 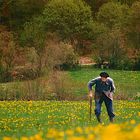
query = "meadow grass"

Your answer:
(0, 68), (140, 100)
(68, 68), (140, 99)
(0, 68), (140, 139)
(0, 100), (140, 139)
